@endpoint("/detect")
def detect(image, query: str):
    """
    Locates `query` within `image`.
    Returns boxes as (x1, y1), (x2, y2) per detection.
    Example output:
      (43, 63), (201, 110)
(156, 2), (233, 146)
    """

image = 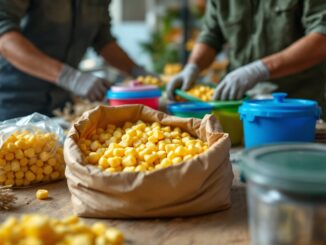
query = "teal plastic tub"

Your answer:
(168, 102), (213, 119)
